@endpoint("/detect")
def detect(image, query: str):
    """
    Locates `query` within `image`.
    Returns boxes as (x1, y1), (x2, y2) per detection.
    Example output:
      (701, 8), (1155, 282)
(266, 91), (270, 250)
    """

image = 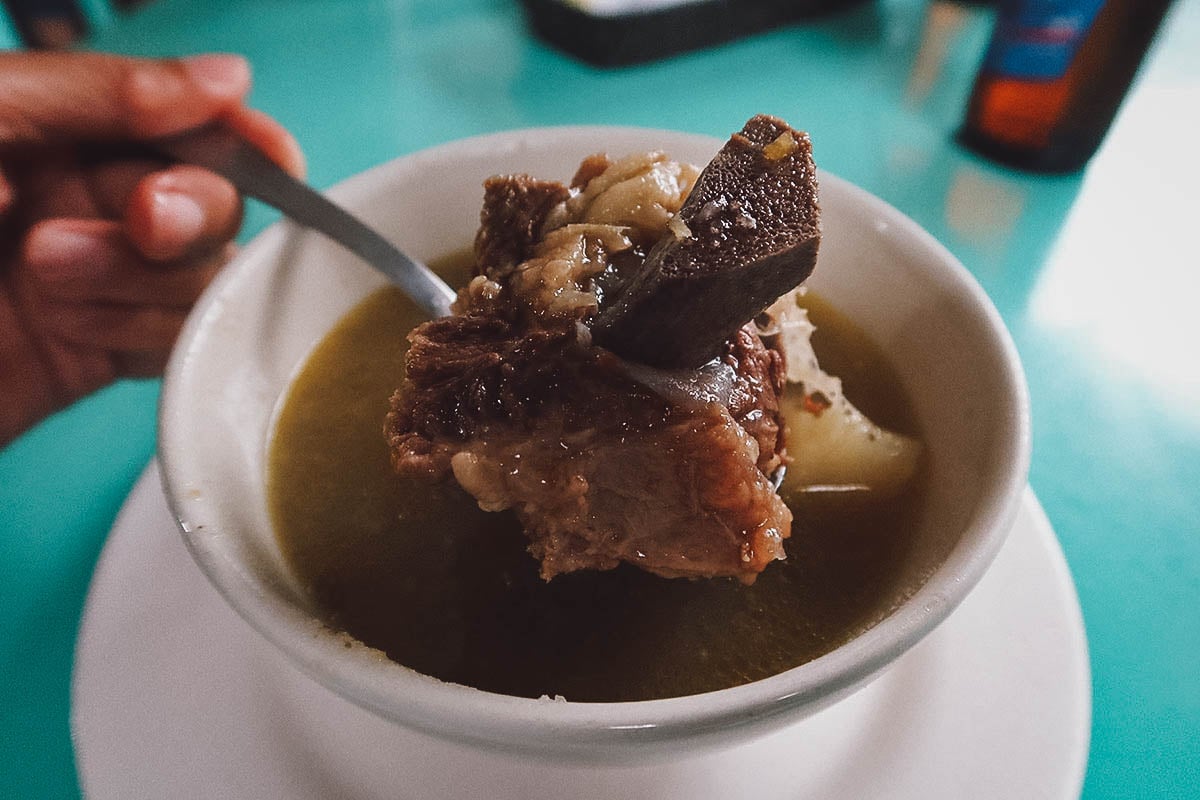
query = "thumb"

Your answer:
(0, 51), (252, 147)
